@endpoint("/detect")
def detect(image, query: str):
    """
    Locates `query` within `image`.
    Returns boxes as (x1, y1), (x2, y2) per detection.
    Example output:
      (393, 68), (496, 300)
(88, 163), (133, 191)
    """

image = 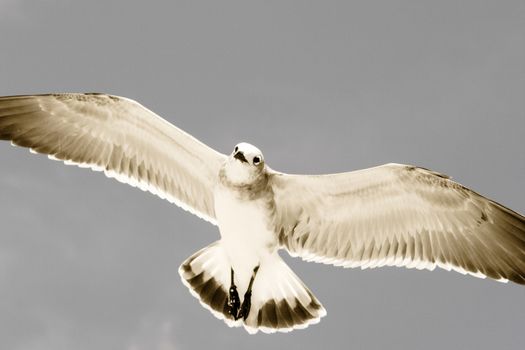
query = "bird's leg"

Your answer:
(225, 268), (241, 320)
(239, 265), (260, 320)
